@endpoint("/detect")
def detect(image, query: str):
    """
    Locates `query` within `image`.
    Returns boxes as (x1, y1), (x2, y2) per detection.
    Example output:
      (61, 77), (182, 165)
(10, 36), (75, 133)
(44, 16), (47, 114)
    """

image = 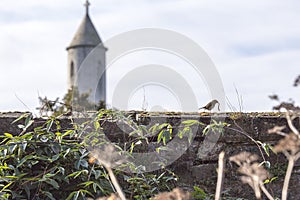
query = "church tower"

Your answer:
(66, 0), (106, 105)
